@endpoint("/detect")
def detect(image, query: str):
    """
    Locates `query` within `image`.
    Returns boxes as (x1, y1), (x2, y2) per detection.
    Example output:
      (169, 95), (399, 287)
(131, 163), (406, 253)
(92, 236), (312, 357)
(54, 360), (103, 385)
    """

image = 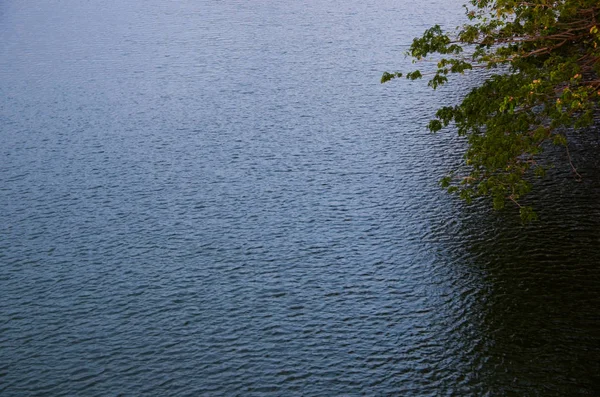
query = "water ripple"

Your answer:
(1, 0), (600, 395)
